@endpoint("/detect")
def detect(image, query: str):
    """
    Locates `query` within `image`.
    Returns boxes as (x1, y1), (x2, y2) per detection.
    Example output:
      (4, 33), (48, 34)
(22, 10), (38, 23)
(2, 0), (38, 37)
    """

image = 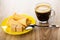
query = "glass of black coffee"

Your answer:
(35, 3), (55, 23)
